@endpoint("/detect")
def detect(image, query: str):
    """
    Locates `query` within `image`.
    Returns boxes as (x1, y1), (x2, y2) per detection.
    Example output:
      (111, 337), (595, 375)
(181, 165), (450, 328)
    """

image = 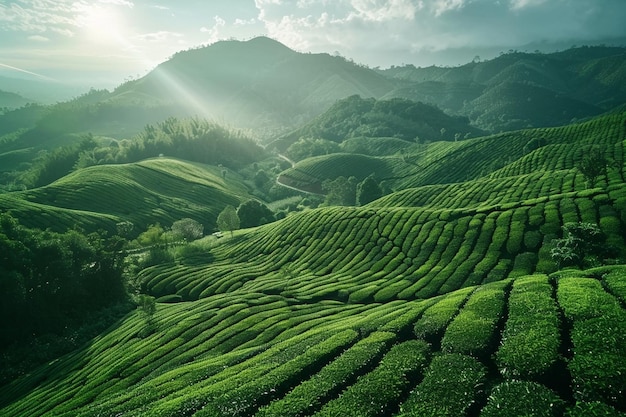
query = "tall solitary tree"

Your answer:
(237, 200), (275, 228)
(217, 205), (240, 237)
(171, 218), (204, 241)
(356, 175), (383, 206)
(322, 176), (358, 206)
(578, 147), (609, 188)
